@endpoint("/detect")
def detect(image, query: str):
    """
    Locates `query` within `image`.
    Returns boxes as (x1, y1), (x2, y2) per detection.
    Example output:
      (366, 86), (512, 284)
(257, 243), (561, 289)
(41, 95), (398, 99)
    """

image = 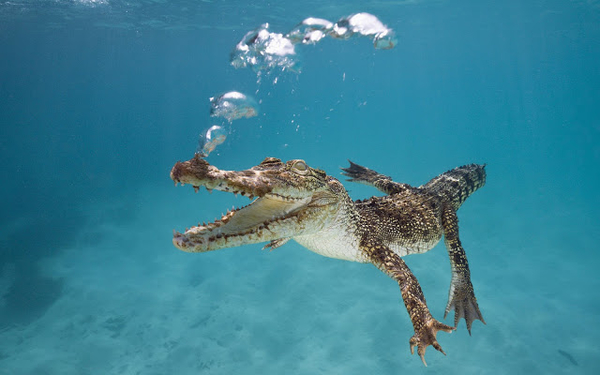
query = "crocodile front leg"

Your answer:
(341, 161), (411, 195)
(361, 237), (454, 366)
(441, 205), (485, 333)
